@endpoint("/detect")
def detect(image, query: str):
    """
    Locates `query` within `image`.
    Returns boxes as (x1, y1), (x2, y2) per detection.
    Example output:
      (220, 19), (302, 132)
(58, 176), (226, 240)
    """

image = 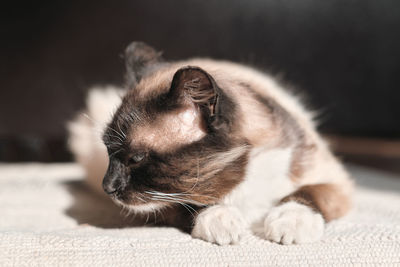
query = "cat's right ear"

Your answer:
(124, 41), (163, 88)
(168, 66), (236, 132)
